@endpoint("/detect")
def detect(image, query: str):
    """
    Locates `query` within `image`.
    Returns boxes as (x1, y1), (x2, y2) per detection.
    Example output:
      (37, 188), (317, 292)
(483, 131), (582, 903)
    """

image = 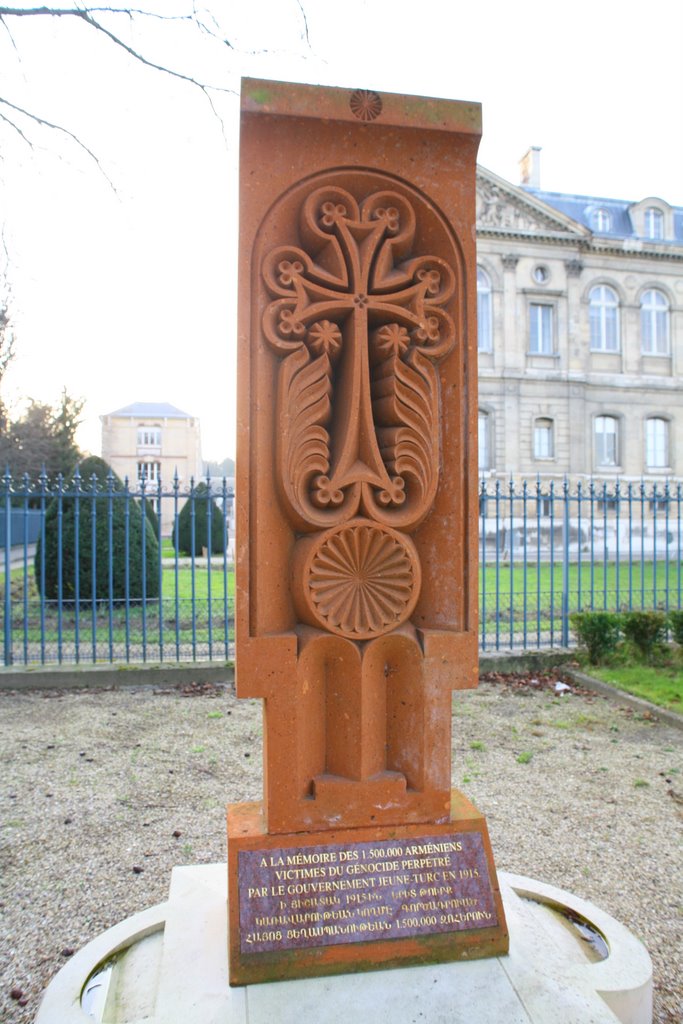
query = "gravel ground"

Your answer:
(1, 672), (681, 1024)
